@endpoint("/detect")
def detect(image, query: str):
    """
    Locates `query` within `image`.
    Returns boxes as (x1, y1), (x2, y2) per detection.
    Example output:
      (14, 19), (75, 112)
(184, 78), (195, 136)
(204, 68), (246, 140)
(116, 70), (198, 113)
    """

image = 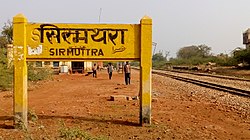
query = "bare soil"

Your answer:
(0, 69), (249, 140)
(212, 67), (250, 79)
